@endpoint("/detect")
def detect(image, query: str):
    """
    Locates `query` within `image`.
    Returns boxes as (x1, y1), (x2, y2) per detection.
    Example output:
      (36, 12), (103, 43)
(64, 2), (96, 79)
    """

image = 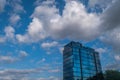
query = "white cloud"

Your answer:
(4, 26), (15, 39)
(9, 14), (21, 25)
(27, 18), (45, 40)
(41, 41), (59, 55)
(7, 0), (25, 26)
(96, 48), (107, 54)
(49, 1), (100, 40)
(41, 41), (58, 48)
(0, 26), (15, 43)
(0, 55), (18, 63)
(0, 0), (6, 12)
(16, 34), (29, 43)
(114, 55), (120, 61)
(16, 18), (46, 43)
(16, 0), (101, 43)
(0, 50), (28, 64)
(19, 51), (28, 57)
(14, 0), (120, 59)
